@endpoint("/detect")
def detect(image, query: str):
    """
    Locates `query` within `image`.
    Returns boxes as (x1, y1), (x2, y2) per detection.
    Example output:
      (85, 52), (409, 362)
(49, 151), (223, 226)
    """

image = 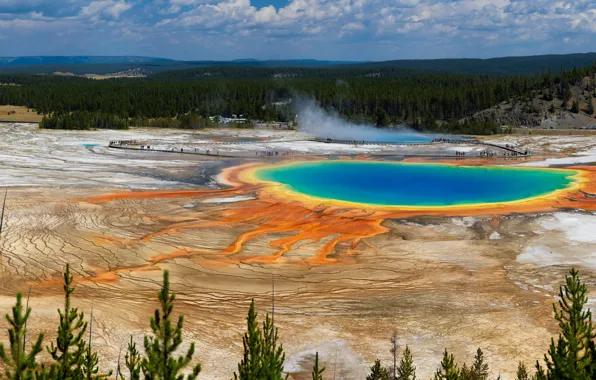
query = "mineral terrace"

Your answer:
(1, 123), (596, 379)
